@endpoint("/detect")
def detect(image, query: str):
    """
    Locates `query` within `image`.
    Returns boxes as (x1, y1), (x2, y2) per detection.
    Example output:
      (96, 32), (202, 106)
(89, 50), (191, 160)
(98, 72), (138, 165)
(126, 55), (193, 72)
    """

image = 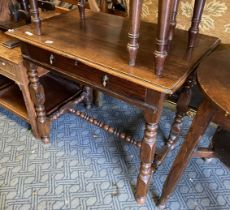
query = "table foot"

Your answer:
(157, 201), (166, 209)
(42, 136), (50, 144)
(135, 196), (146, 204)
